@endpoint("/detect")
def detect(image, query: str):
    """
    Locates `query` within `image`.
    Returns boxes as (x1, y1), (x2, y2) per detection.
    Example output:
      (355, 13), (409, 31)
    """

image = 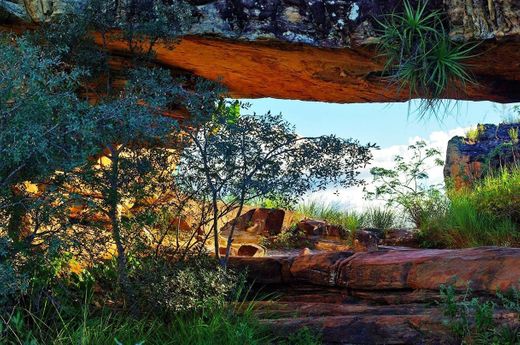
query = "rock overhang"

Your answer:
(1, 0), (520, 103)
